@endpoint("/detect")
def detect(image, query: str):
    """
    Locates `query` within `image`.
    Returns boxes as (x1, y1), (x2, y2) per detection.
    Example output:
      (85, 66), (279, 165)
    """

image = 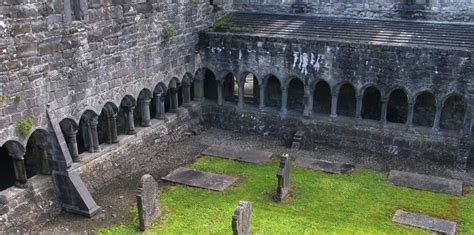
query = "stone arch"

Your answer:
(59, 118), (80, 162)
(77, 110), (100, 154)
(168, 78), (181, 112)
(413, 90), (437, 127)
(0, 140), (25, 190)
(440, 94), (467, 131)
(336, 83), (357, 117)
(135, 89), (153, 127)
(151, 82), (168, 119)
(202, 68), (218, 102)
(240, 72), (259, 105)
(287, 77), (305, 112)
(98, 102), (119, 145)
(223, 72), (237, 103)
(24, 129), (50, 178)
(313, 80), (332, 115)
(182, 73), (194, 102)
(264, 74), (282, 110)
(387, 88), (409, 124)
(118, 95), (137, 135)
(361, 86), (382, 120)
